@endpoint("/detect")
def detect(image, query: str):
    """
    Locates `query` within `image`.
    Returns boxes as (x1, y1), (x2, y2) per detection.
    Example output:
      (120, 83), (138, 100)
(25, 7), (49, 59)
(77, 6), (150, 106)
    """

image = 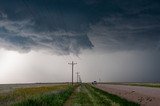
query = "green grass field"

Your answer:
(14, 85), (75, 106)
(65, 84), (139, 106)
(0, 84), (71, 105)
(0, 84), (139, 106)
